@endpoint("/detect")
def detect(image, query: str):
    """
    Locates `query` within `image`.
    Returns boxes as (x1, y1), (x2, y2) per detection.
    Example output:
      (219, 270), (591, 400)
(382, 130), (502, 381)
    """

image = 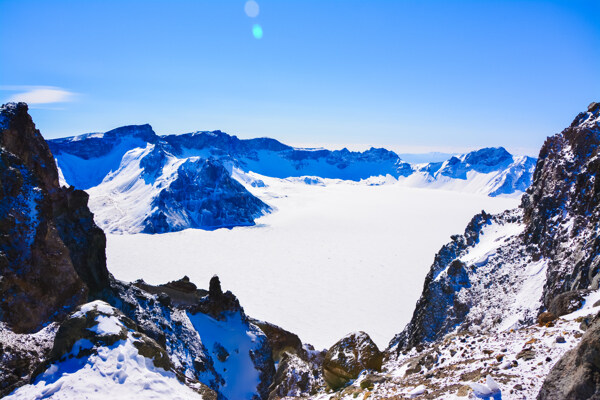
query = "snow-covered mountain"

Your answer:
(4, 101), (600, 399)
(48, 125), (535, 233)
